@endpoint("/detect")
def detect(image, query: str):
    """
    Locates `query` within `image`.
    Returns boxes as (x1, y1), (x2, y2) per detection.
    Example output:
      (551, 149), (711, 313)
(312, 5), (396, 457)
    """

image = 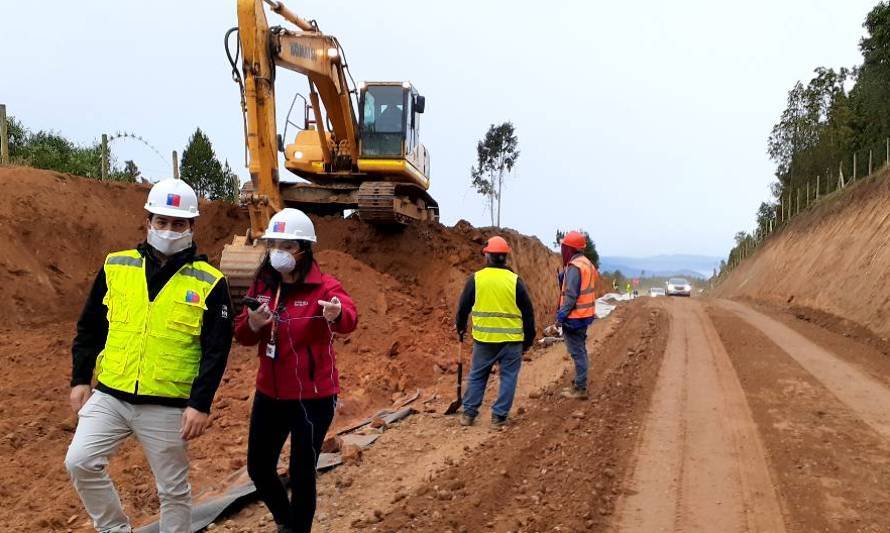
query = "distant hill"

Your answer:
(599, 255), (721, 278)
